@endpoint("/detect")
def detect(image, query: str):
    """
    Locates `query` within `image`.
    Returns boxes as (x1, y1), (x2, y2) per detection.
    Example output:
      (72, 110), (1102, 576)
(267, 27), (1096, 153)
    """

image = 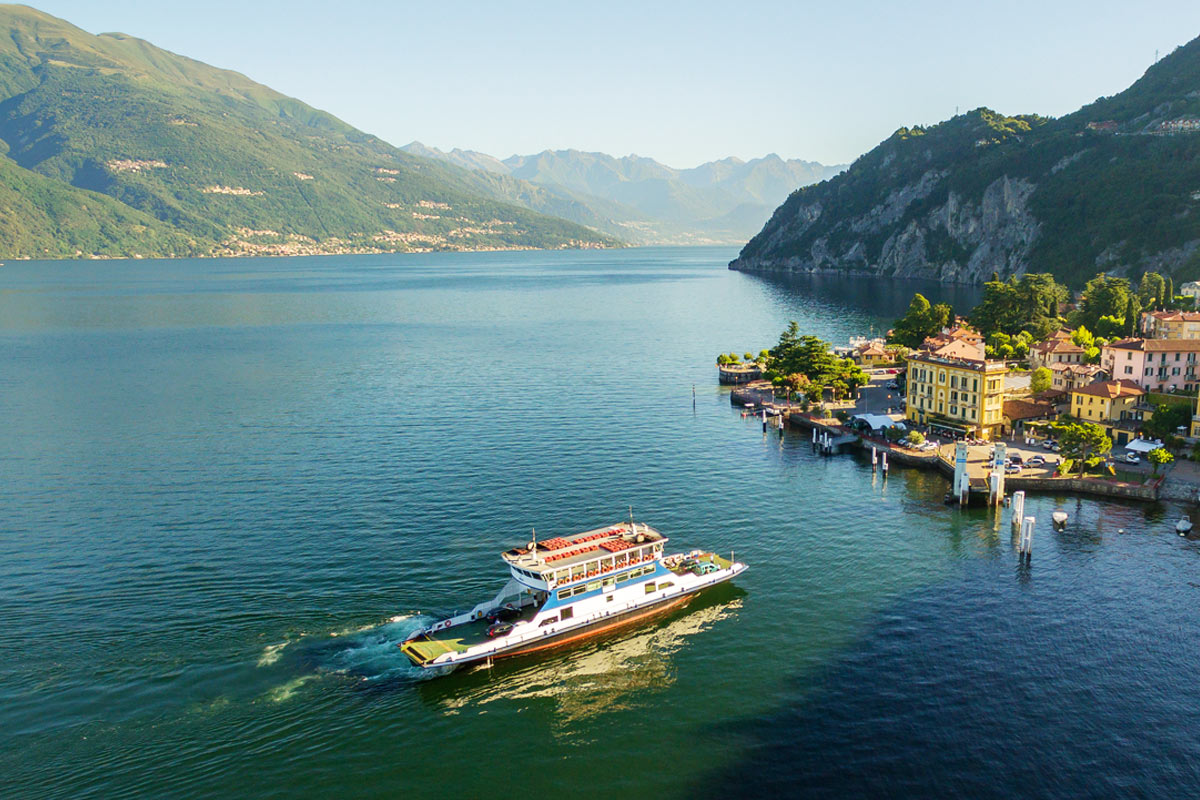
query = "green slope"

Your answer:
(732, 37), (1200, 286)
(0, 4), (620, 258)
